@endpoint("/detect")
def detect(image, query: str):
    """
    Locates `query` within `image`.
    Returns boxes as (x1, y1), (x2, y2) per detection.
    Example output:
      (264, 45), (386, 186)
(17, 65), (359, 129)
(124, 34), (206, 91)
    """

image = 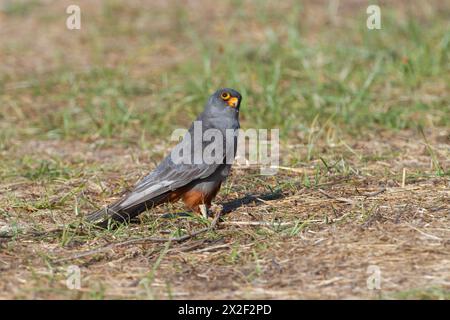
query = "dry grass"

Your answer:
(1, 129), (448, 299)
(0, 0), (449, 299)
